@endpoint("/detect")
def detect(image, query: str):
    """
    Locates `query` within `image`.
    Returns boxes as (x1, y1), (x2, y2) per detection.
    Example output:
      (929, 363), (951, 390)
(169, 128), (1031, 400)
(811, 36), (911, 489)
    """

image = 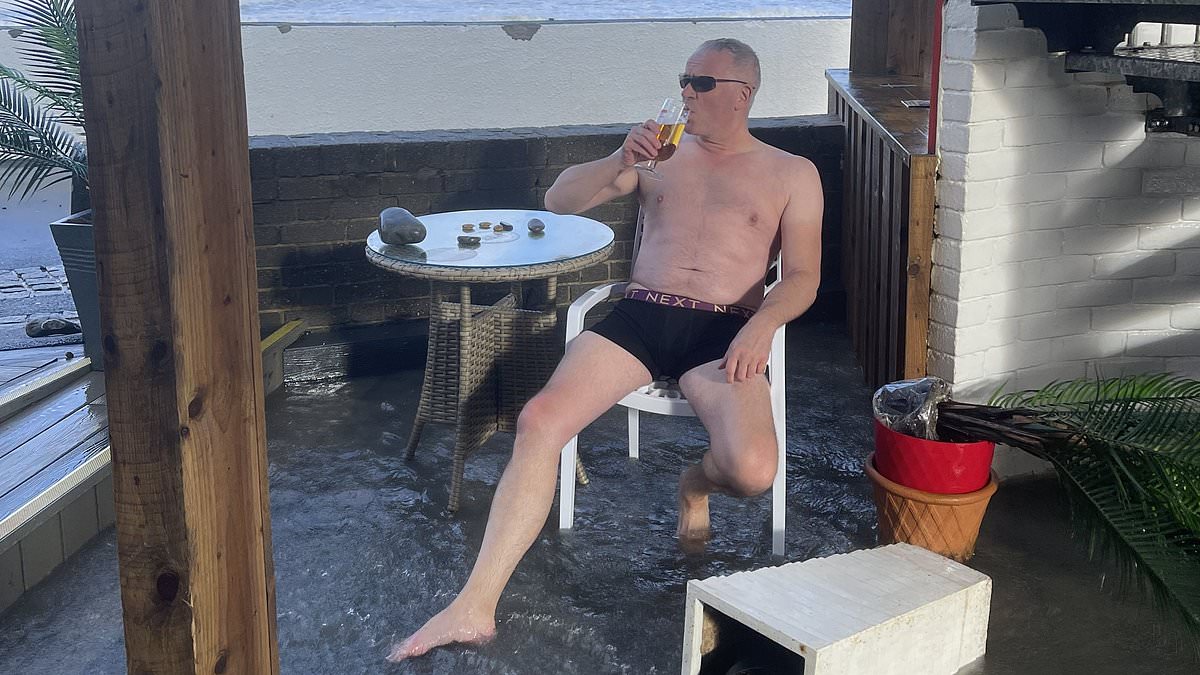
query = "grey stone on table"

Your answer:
(25, 313), (83, 337)
(379, 207), (427, 245)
